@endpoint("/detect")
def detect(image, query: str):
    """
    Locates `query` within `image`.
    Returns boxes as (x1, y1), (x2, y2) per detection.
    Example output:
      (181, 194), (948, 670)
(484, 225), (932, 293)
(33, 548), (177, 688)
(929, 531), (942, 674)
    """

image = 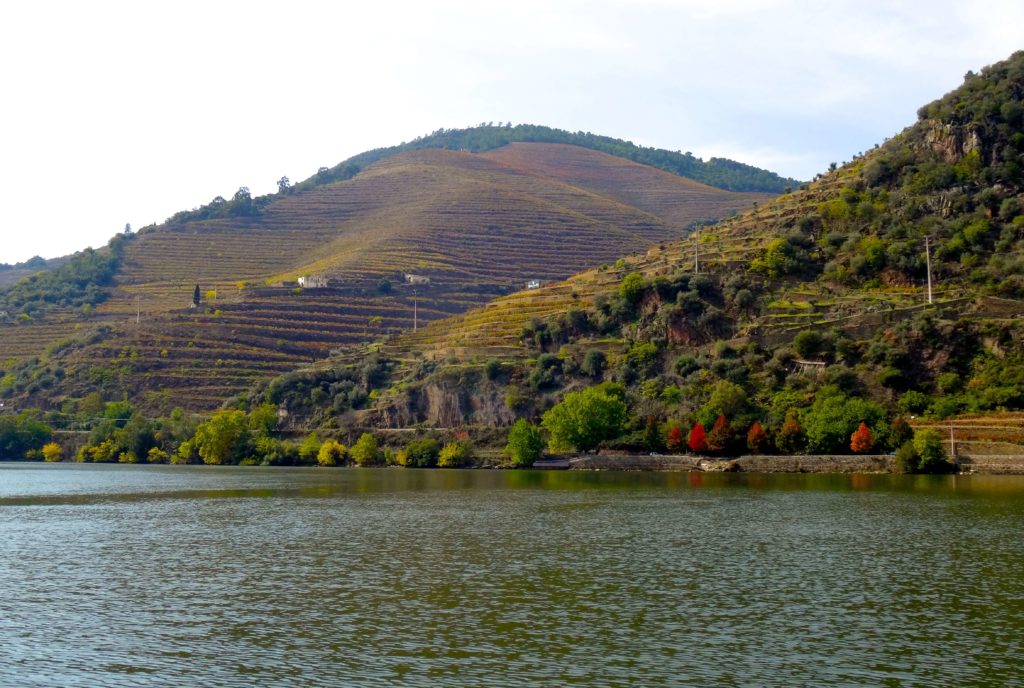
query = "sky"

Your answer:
(2, 0), (1023, 263)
